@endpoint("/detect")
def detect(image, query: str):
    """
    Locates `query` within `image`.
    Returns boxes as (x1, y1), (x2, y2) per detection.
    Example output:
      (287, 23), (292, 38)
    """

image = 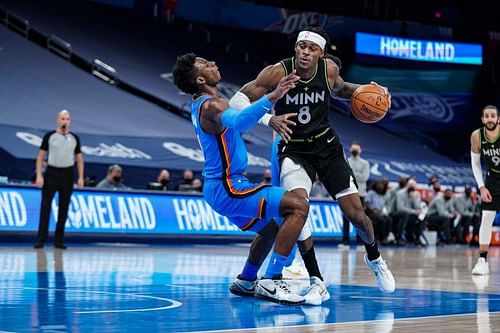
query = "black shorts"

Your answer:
(278, 128), (357, 198)
(482, 173), (500, 211)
